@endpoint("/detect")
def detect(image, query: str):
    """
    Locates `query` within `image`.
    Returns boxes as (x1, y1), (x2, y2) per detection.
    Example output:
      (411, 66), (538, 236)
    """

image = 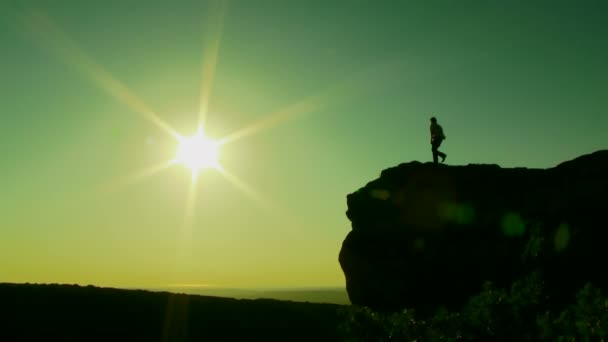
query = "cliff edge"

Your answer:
(339, 150), (608, 312)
